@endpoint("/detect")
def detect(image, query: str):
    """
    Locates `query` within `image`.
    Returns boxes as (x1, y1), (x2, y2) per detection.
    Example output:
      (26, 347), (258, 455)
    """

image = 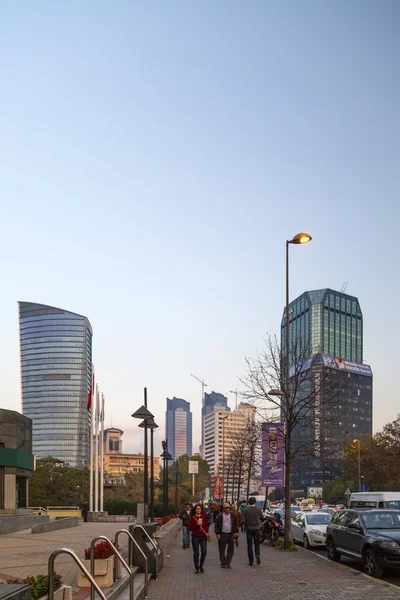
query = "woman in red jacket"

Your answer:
(188, 504), (209, 573)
